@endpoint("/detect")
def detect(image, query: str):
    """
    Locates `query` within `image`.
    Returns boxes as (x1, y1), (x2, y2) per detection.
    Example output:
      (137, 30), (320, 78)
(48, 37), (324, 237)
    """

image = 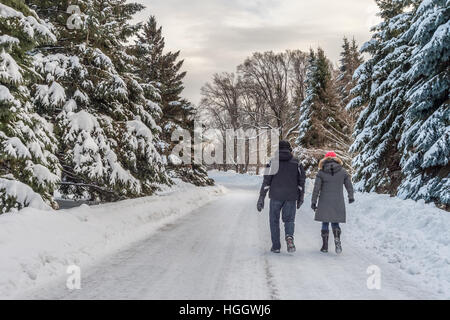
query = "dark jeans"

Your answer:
(322, 222), (340, 231)
(269, 200), (296, 250)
